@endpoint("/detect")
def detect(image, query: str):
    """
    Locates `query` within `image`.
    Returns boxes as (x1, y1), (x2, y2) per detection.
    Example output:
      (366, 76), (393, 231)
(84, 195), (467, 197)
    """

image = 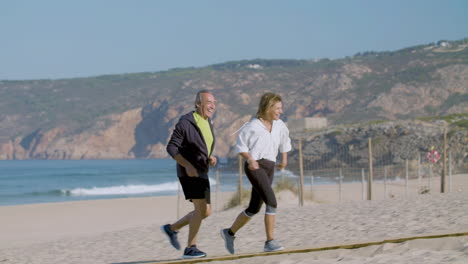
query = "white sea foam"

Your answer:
(64, 177), (218, 196)
(64, 182), (179, 196)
